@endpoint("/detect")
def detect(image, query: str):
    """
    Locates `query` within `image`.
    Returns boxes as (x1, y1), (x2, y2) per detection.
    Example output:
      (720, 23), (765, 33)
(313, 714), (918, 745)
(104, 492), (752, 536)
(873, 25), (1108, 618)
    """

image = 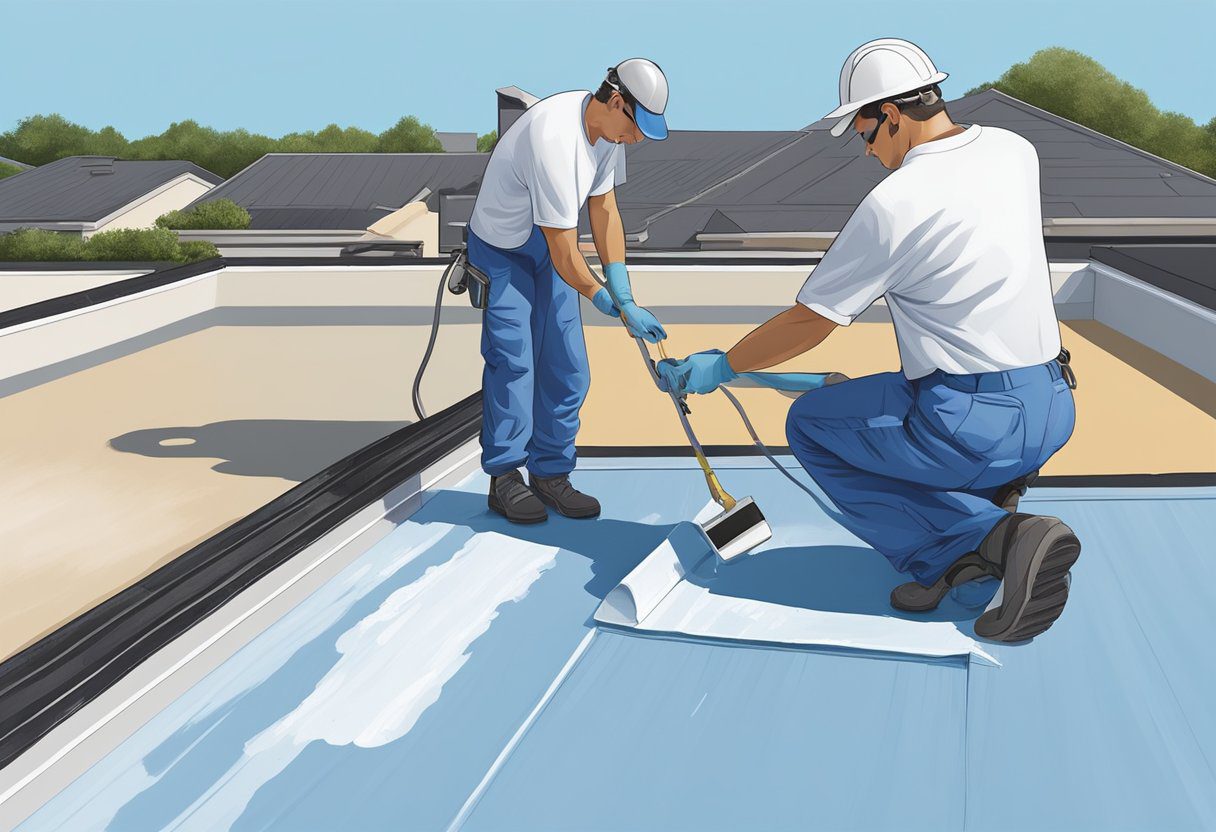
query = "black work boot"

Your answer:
(529, 473), (601, 519)
(890, 553), (1000, 612)
(973, 512), (1081, 642)
(992, 470), (1039, 513)
(488, 470), (547, 524)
